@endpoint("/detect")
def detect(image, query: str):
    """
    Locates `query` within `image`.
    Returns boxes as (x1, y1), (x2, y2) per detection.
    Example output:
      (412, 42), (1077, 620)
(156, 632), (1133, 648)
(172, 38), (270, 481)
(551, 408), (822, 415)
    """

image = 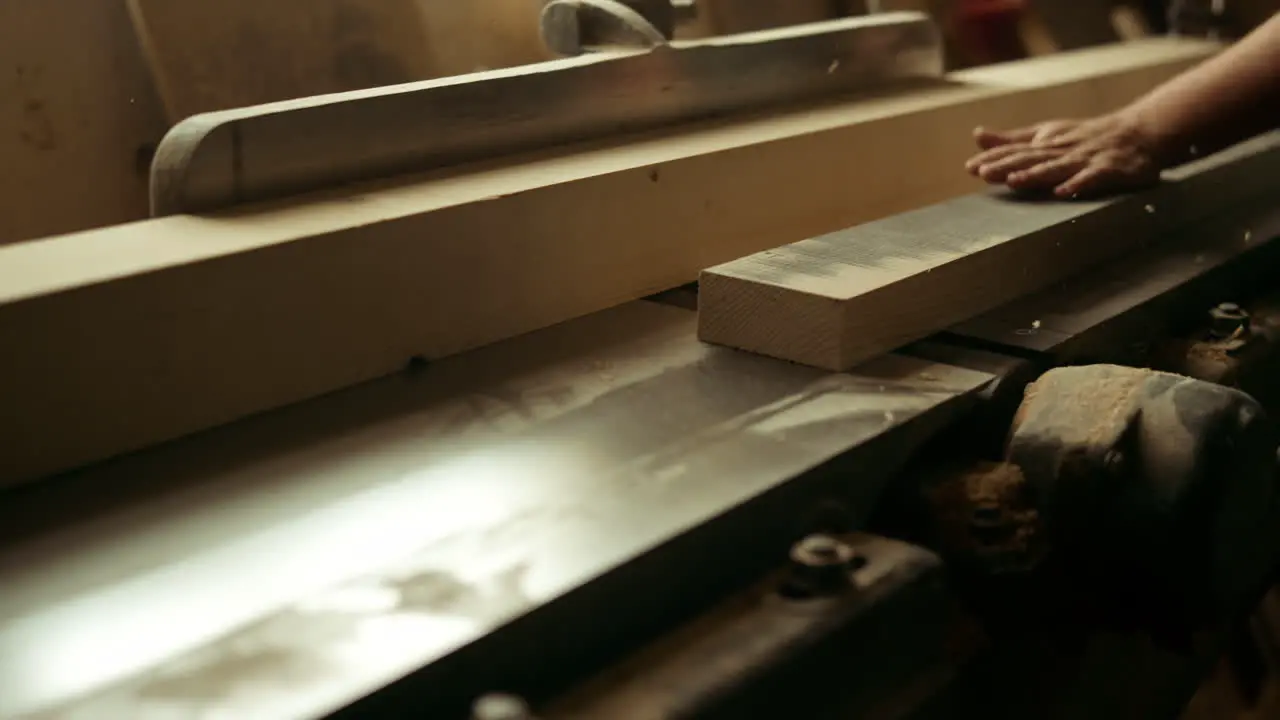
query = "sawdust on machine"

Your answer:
(926, 460), (1046, 574)
(1017, 367), (1145, 450)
